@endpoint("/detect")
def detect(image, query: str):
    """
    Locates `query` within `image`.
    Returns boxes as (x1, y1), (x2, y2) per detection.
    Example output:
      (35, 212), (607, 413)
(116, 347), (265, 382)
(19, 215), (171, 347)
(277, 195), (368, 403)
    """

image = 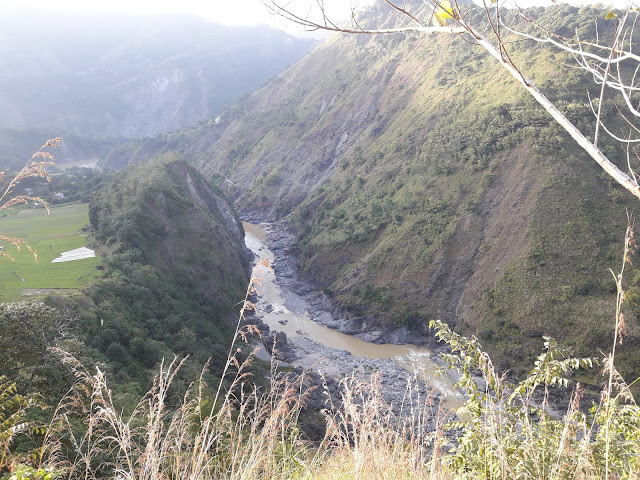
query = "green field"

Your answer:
(0, 203), (100, 301)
